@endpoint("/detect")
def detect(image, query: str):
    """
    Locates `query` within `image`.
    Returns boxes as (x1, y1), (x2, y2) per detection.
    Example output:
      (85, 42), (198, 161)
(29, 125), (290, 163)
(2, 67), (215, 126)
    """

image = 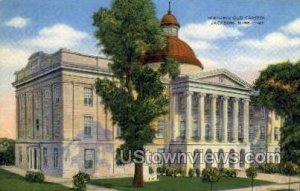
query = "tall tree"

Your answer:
(93, 0), (179, 187)
(252, 60), (300, 164)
